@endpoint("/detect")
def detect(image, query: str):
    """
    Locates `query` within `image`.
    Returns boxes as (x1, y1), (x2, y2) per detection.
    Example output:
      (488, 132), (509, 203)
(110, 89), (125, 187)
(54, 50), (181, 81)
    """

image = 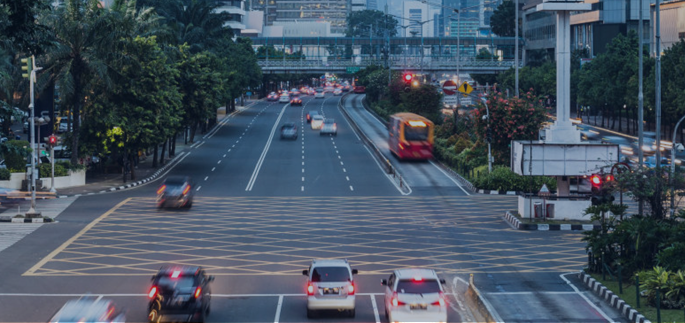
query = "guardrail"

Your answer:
(337, 94), (409, 193)
(259, 58), (520, 72)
